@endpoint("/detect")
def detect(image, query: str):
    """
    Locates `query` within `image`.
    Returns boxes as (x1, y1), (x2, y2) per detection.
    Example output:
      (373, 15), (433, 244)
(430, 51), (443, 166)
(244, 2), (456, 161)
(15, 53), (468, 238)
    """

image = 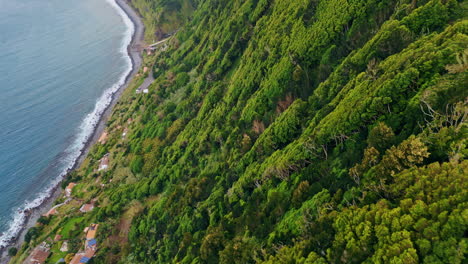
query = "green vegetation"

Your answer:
(10, 0), (467, 263)
(131, 0), (195, 41)
(7, 247), (17, 257)
(60, 217), (84, 239)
